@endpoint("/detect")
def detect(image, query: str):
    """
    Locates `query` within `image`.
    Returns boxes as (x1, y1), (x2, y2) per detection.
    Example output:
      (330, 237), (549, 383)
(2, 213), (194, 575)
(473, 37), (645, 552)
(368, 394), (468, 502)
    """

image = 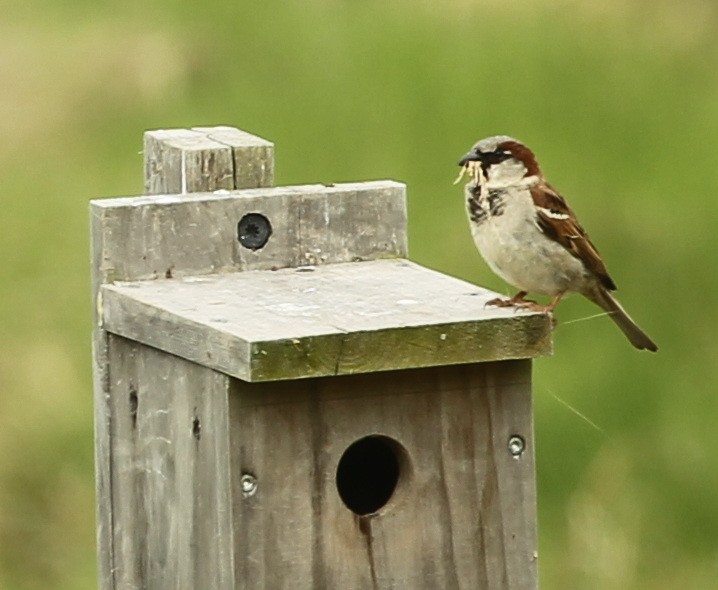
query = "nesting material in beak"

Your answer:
(453, 160), (483, 185)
